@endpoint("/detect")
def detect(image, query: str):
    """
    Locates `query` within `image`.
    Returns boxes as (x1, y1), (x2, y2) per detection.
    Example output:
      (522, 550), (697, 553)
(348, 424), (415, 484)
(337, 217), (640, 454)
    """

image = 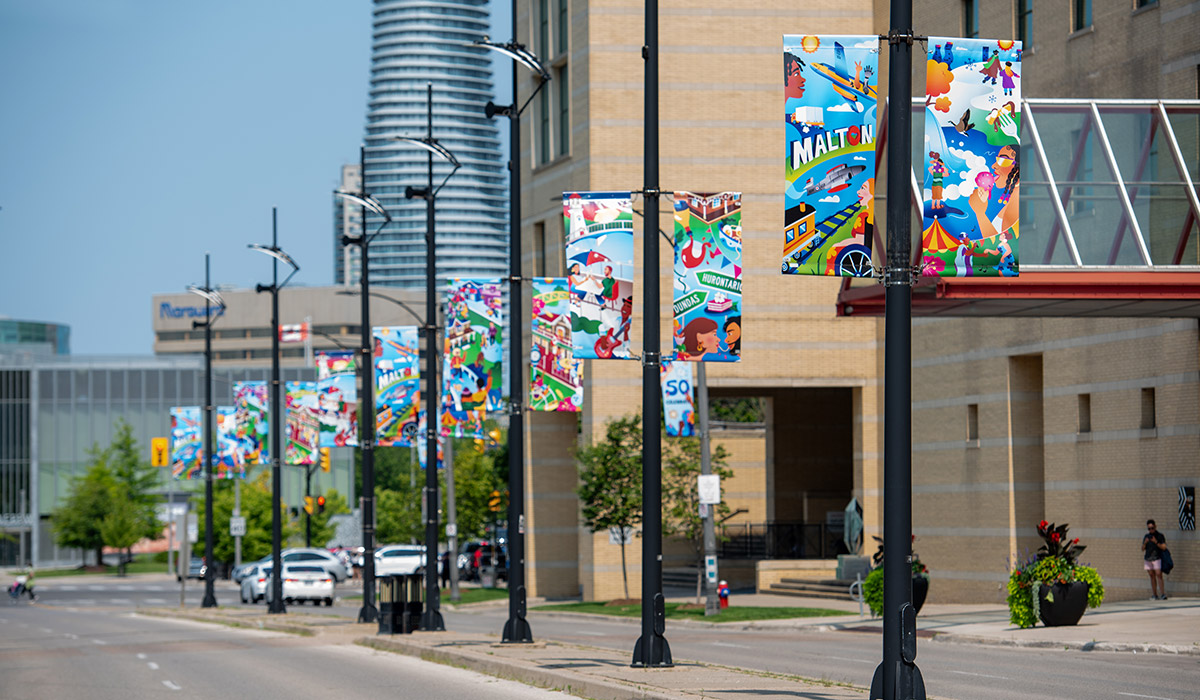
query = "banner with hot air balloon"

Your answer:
(920, 37), (1022, 277)
(672, 191), (742, 362)
(233, 381), (270, 464)
(215, 406), (246, 479)
(374, 326), (421, 447)
(169, 406), (202, 480)
(316, 351), (357, 448)
(530, 277), (583, 412)
(441, 278), (504, 437)
(660, 355), (696, 437)
(782, 35), (878, 277)
(562, 192), (635, 360)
